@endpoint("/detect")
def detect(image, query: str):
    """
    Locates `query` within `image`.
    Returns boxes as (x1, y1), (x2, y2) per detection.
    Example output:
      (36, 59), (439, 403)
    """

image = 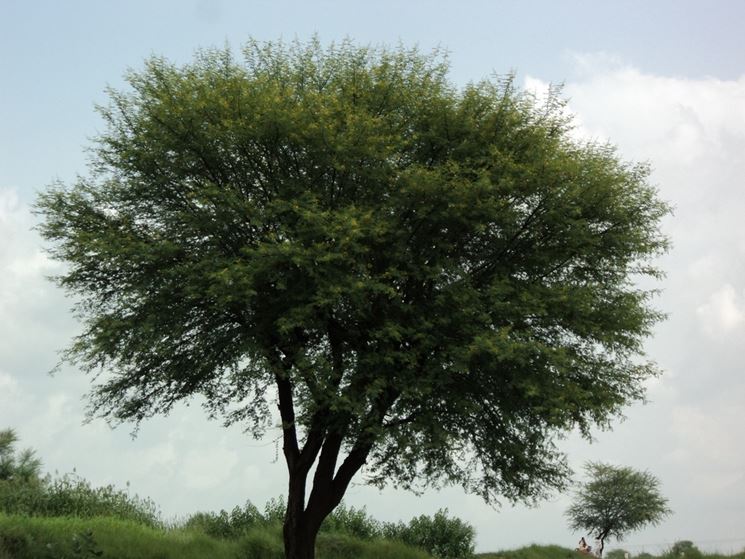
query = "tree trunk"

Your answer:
(596, 530), (608, 558)
(283, 518), (318, 559)
(283, 476), (319, 559)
